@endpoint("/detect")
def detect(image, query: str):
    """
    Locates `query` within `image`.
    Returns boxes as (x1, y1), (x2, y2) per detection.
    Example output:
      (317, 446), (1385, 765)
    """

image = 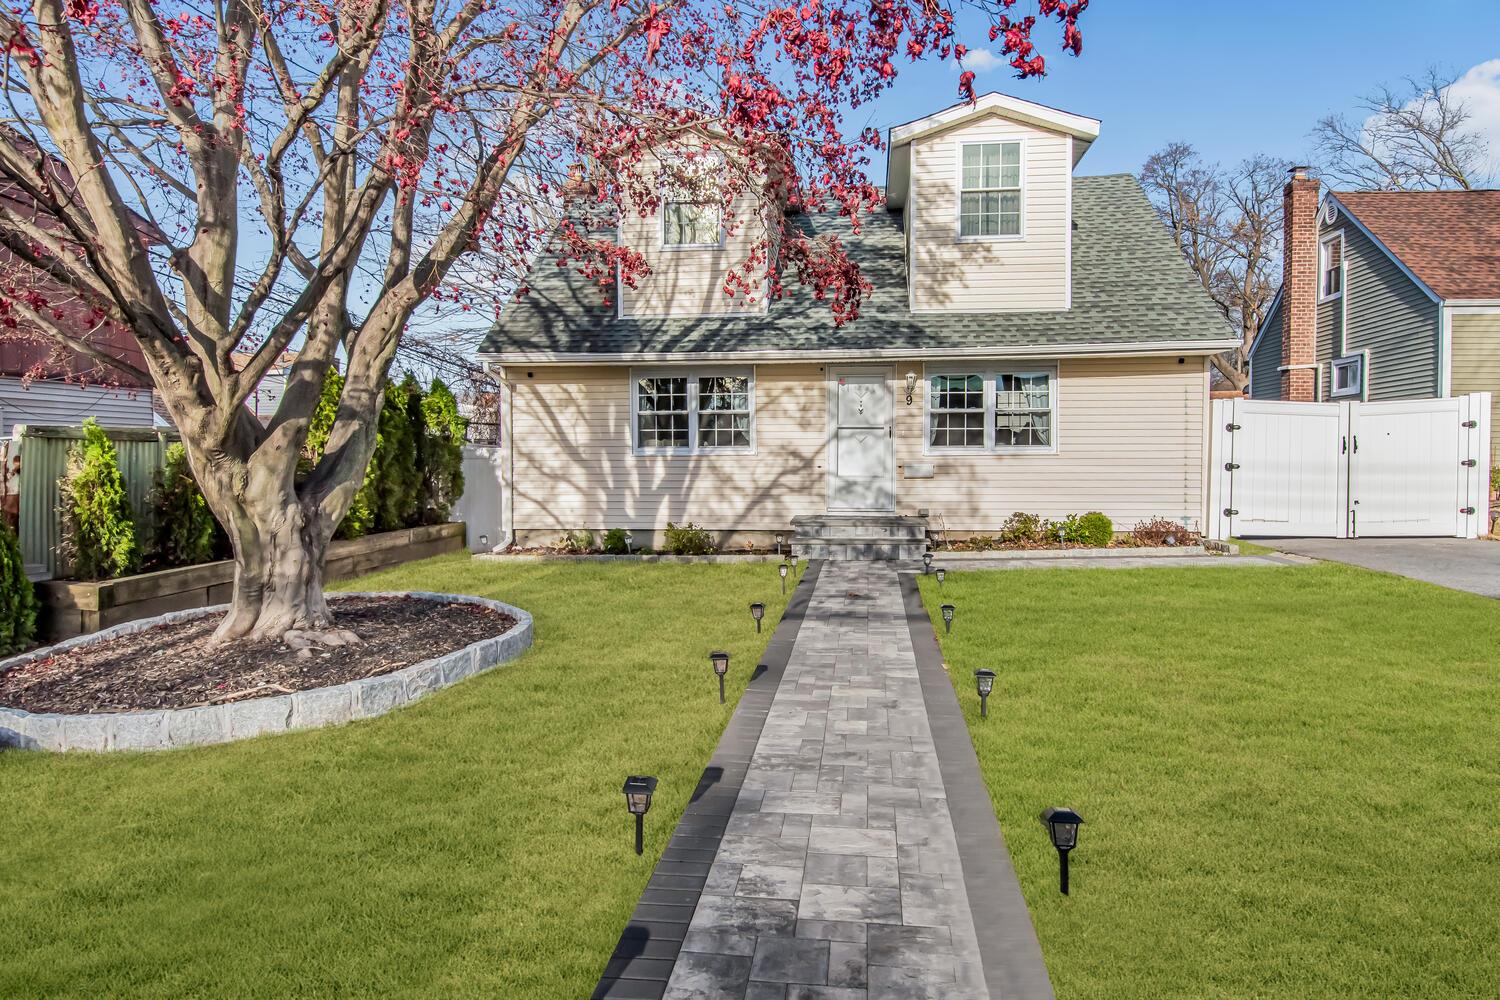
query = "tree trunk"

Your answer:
(211, 491), (336, 644)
